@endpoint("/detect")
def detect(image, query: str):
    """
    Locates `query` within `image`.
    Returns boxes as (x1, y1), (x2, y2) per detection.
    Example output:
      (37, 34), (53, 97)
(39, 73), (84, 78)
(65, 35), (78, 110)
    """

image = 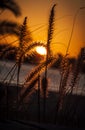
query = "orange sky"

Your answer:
(0, 0), (85, 57)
